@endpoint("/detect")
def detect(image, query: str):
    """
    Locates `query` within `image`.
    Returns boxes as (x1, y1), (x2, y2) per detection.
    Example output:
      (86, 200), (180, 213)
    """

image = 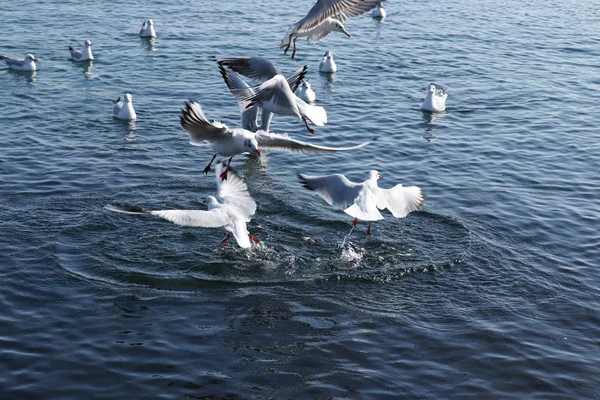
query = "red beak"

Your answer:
(378, 174), (382, 180)
(254, 149), (261, 156)
(344, 30), (351, 37)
